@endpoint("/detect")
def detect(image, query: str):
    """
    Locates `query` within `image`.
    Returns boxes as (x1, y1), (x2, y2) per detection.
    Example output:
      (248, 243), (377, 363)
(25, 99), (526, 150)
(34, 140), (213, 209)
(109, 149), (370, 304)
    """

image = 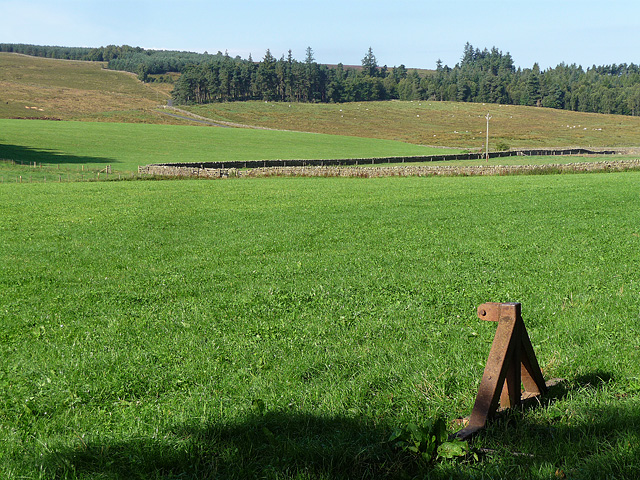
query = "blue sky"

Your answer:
(2, 0), (639, 70)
